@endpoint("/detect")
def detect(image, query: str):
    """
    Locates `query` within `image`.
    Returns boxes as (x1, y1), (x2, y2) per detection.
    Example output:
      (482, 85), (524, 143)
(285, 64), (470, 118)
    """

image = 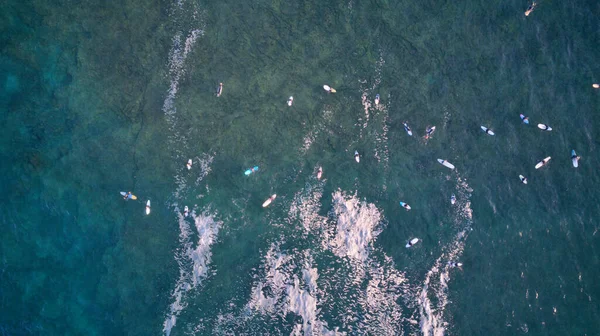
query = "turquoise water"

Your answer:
(2, 0), (600, 334)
